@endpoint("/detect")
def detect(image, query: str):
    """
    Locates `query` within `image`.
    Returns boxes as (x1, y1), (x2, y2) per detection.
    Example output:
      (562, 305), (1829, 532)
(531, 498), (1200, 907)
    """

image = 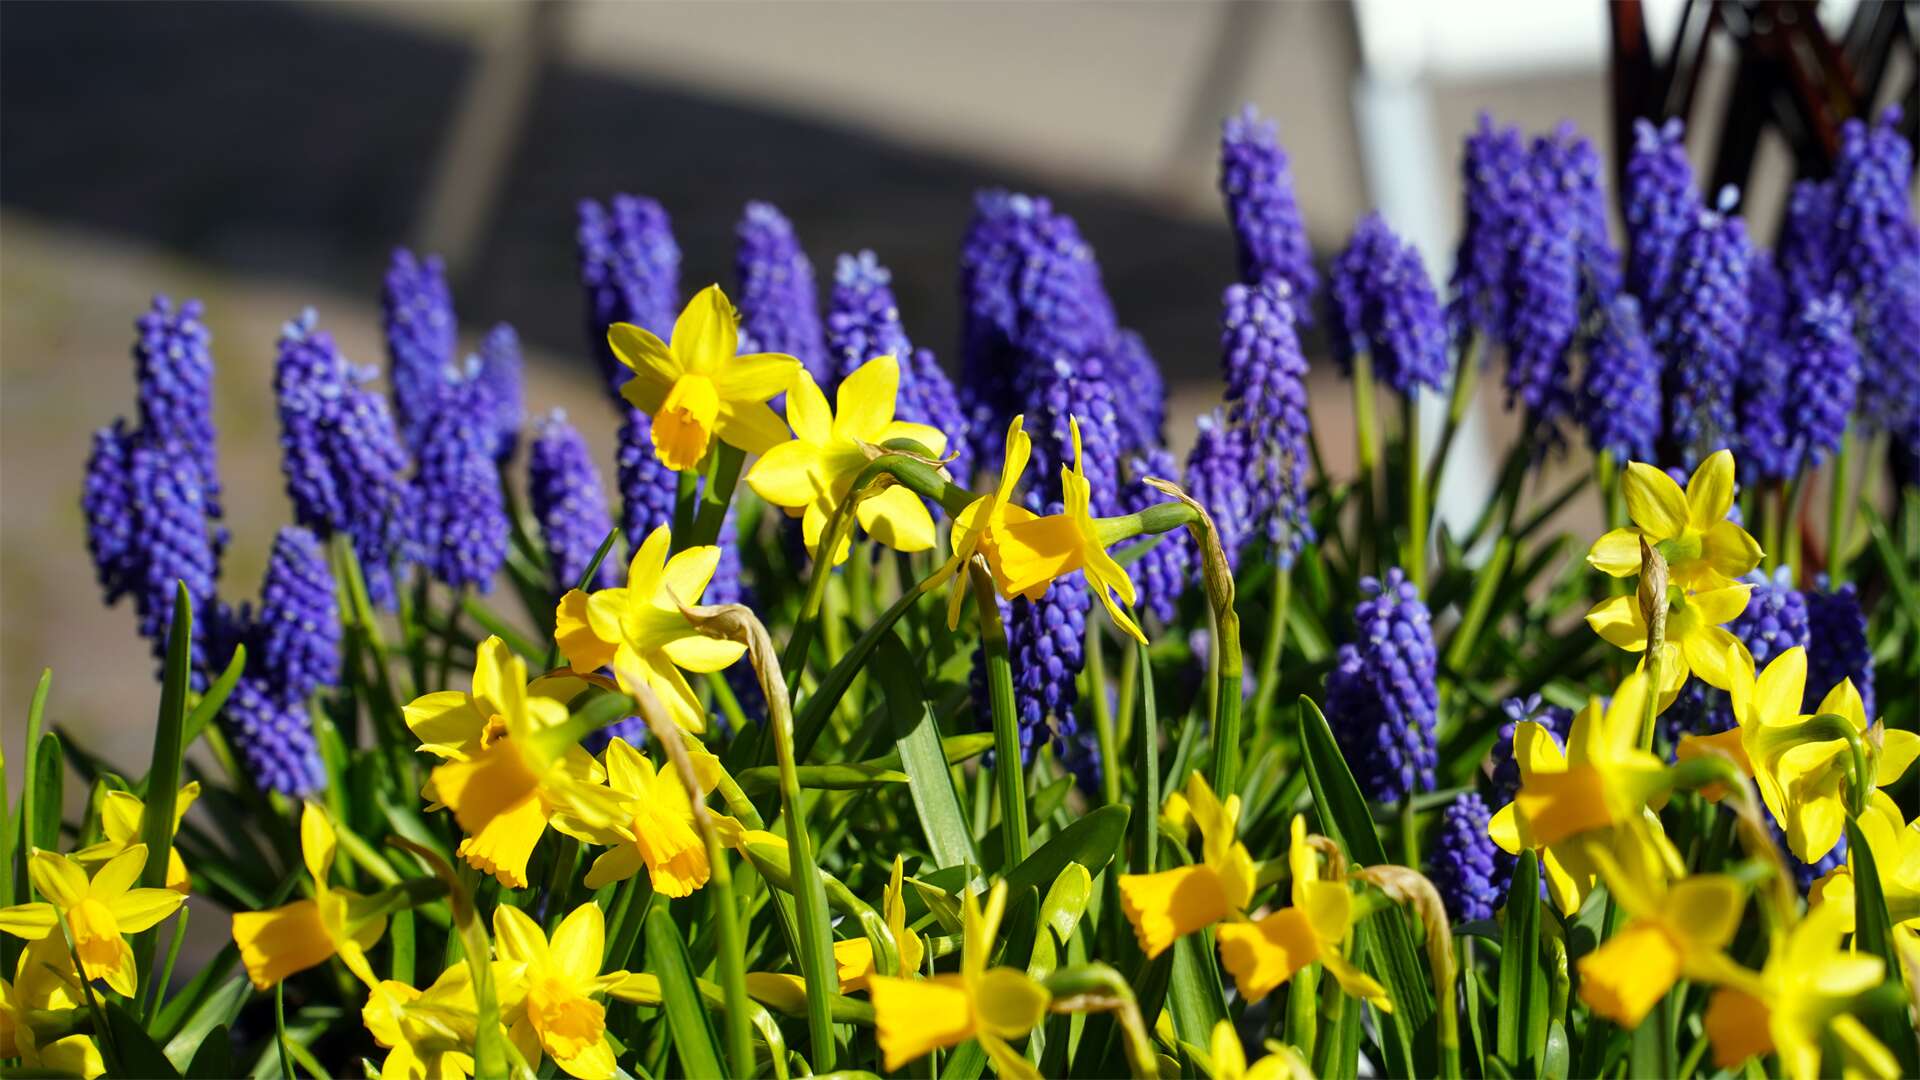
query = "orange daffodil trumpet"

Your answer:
(1584, 451), (1761, 693)
(362, 960), (481, 1080)
(999, 417), (1148, 645)
(868, 881), (1051, 1077)
(746, 353), (950, 564)
(932, 415), (1040, 628)
(582, 735), (723, 898)
(0, 845), (186, 997)
(493, 903), (630, 1080)
(609, 284), (800, 471)
(554, 524), (746, 734)
(406, 636), (633, 888)
(232, 802), (386, 990)
(1117, 774), (1388, 1009)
